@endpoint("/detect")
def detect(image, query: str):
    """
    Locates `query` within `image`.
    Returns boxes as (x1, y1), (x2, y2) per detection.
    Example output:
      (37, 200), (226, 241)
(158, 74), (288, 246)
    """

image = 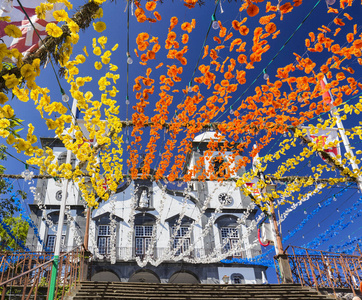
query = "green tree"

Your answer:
(0, 216), (29, 250)
(0, 145), (27, 219)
